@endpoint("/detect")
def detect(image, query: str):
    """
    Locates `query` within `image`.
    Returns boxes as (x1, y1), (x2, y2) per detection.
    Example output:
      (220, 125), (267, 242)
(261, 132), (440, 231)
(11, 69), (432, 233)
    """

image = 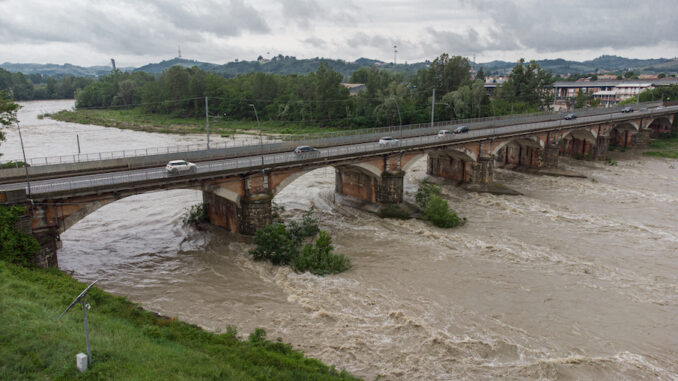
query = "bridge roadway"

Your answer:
(1, 105), (676, 197)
